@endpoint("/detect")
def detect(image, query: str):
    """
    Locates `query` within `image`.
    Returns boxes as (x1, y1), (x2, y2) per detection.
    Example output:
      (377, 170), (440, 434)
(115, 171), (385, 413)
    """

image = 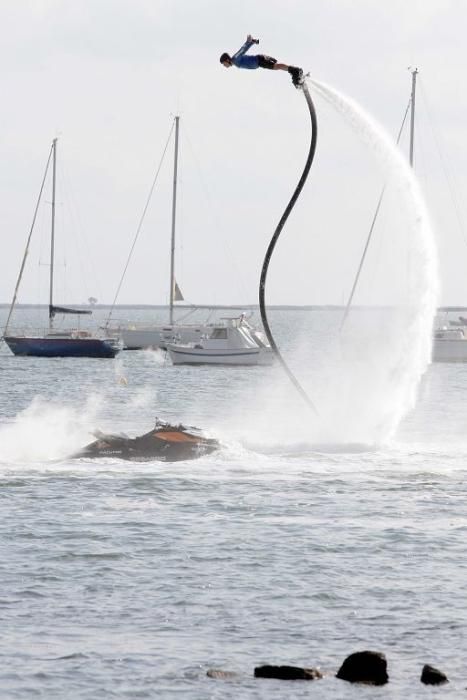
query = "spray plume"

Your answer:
(228, 78), (439, 450)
